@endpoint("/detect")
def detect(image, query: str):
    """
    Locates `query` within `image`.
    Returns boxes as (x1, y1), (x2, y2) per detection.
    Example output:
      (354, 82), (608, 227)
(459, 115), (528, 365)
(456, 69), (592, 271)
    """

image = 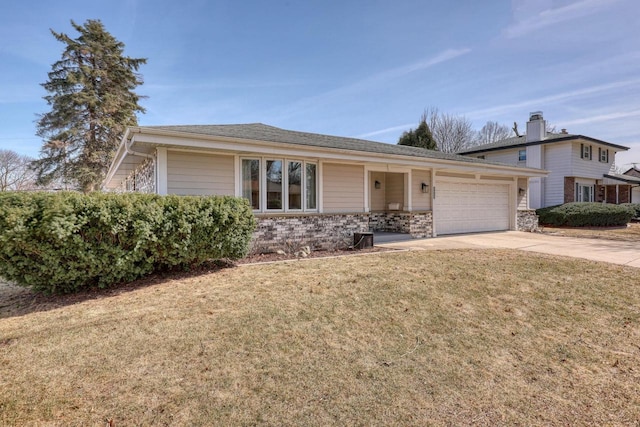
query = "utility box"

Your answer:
(353, 232), (374, 249)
